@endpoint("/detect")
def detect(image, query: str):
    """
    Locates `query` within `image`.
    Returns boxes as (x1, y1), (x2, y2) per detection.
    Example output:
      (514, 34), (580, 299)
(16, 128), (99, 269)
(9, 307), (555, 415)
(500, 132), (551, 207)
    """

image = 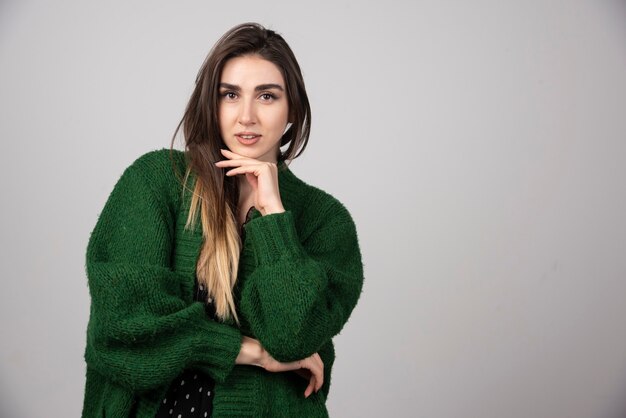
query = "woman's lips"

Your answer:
(236, 134), (261, 145)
